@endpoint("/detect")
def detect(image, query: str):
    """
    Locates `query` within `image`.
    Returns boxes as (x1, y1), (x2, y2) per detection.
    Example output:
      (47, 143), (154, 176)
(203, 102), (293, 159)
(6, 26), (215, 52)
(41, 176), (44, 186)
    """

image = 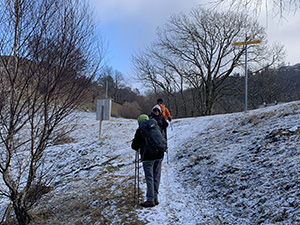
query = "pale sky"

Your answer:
(89, 0), (300, 83)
